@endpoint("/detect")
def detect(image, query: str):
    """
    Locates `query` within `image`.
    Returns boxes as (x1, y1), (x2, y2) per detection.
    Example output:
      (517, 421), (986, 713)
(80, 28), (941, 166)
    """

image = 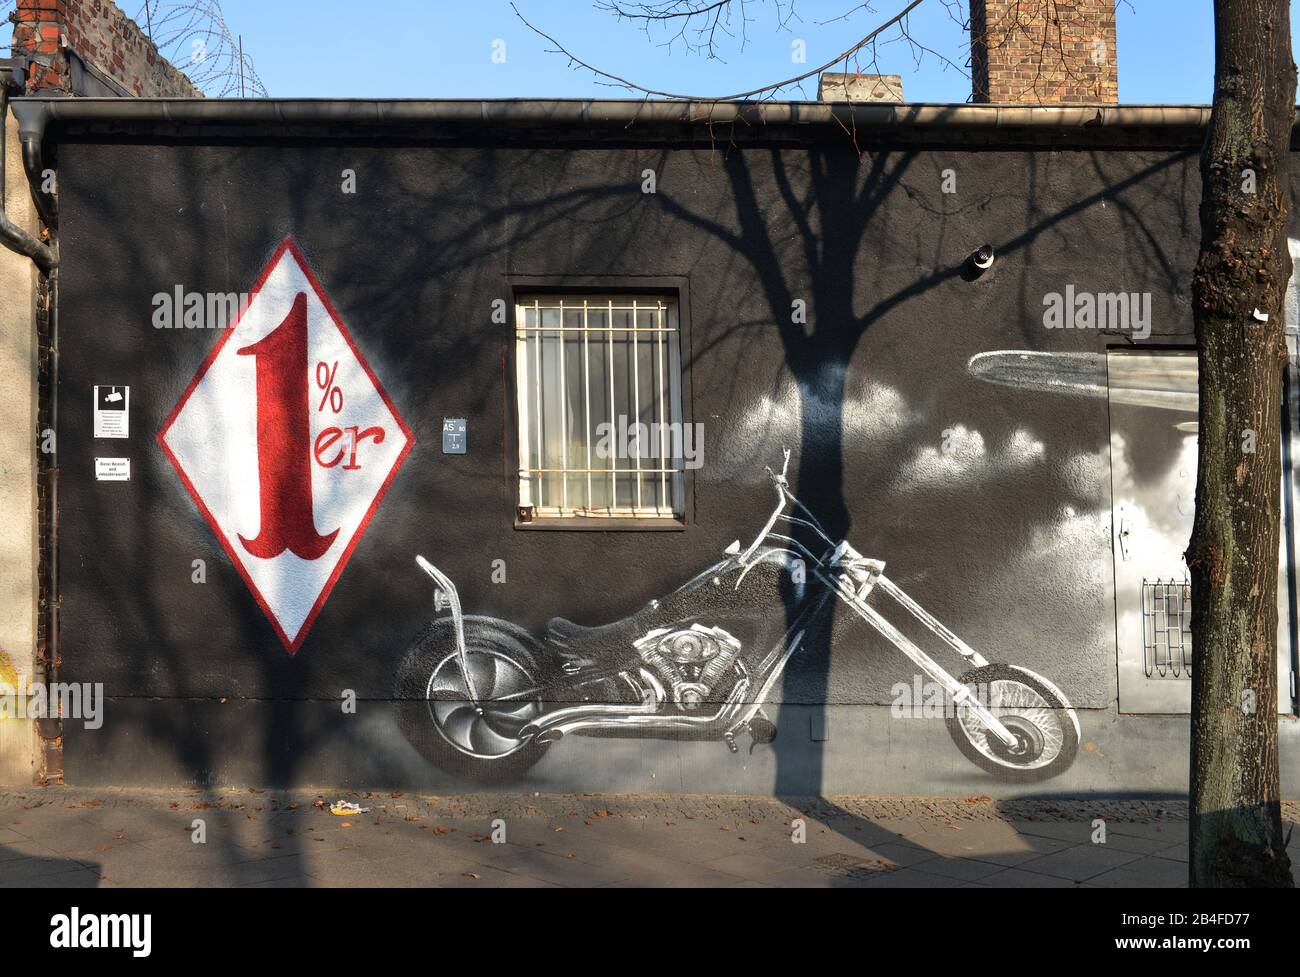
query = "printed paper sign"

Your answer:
(93, 386), (129, 439)
(95, 458), (131, 481)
